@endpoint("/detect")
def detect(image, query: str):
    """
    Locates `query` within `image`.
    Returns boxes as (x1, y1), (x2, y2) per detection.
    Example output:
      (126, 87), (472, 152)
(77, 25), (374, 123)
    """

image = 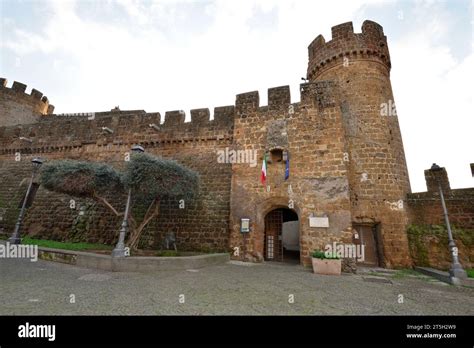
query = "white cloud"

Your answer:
(2, 0), (382, 112)
(390, 6), (473, 192)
